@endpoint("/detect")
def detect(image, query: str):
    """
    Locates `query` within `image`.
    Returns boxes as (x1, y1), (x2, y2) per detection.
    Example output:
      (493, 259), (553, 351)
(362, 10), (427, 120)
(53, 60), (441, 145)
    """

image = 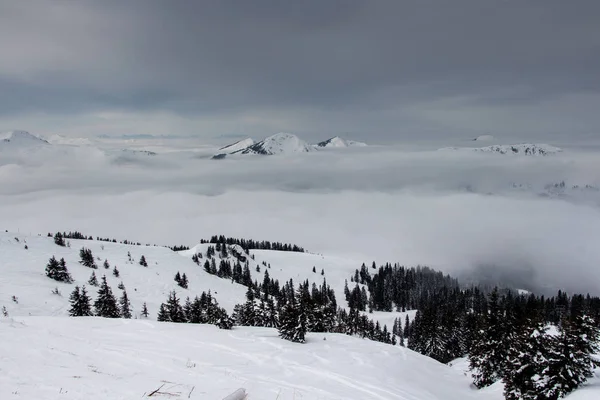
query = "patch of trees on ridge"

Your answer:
(201, 235), (305, 253)
(346, 262), (600, 399)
